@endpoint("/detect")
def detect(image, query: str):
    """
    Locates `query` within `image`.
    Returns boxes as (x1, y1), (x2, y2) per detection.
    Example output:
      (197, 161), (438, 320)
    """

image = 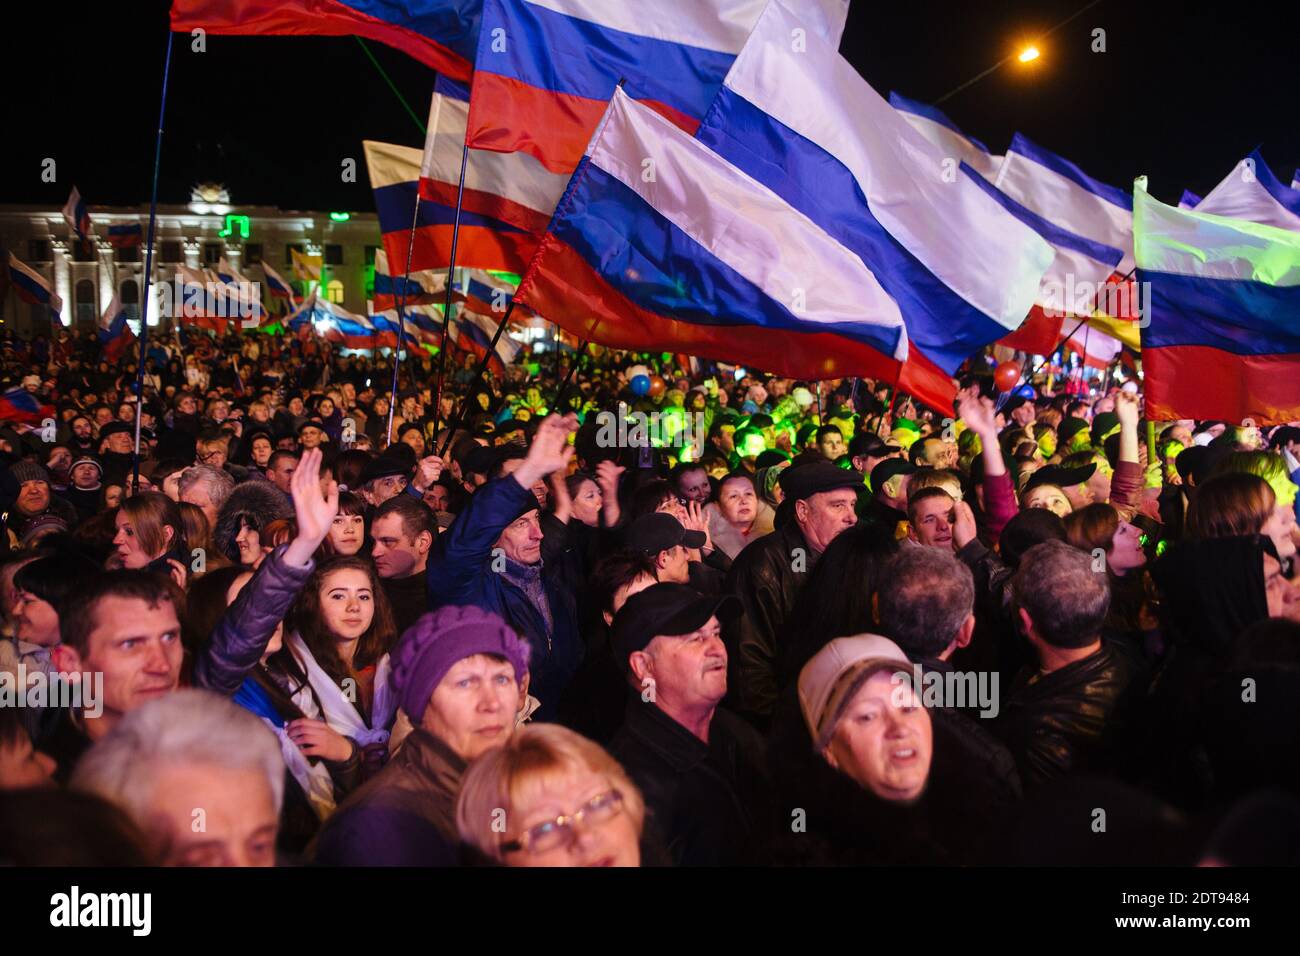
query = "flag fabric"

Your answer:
(466, 0), (850, 175)
(6, 252), (63, 318)
(373, 304), (446, 349)
(458, 268), (515, 316)
(372, 249), (450, 312)
(421, 76), (569, 237)
(284, 293), (317, 336)
(1293, 170), (1300, 191)
(365, 139), (536, 274)
(1135, 176), (1300, 424)
(1067, 323), (1124, 369)
(106, 223), (143, 249)
(61, 187), (93, 240)
(1195, 150), (1300, 232)
(1178, 190), (1202, 209)
(456, 305), (520, 376)
(309, 299), (386, 350)
(889, 92), (1002, 181)
(994, 133), (1135, 274)
(98, 295), (136, 363)
(172, 265), (240, 334)
(515, 87), (959, 409)
(0, 386), (52, 426)
(259, 260), (297, 302)
(291, 248), (323, 282)
(693, 0), (1054, 377)
(215, 259), (267, 325)
(169, 0), (478, 81)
